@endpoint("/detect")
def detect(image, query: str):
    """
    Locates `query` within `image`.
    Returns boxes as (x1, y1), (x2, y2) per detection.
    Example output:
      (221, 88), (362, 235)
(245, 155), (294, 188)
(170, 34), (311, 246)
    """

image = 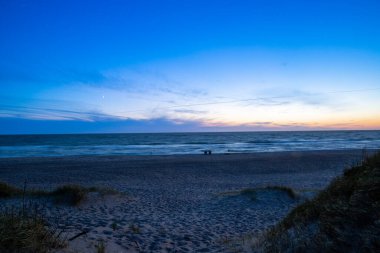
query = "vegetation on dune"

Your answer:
(258, 151), (380, 252)
(240, 188), (258, 201)
(95, 240), (106, 253)
(0, 182), (119, 206)
(0, 182), (121, 252)
(90, 186), (120, 196)
(0, 204), (65, 253)
(264, 186), (298, 199)
(220, 185), (297, 202)
(51, 184), (88, 206)
(0, 182), (22, 198)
